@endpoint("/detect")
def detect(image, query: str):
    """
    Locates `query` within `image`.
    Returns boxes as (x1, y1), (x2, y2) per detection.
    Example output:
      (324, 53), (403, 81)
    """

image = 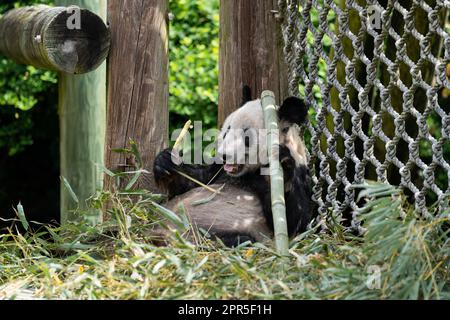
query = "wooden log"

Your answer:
(57, 0), (107, 225)
(219, 0), (288, 126)
(105, 0), (169, 192)
(0, 4), (110, 74)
